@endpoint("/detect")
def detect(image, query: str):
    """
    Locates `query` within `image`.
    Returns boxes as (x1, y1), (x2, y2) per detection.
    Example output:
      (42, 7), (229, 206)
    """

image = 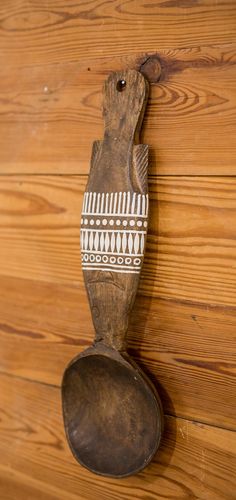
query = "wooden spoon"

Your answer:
(62, 69), (163, 478)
